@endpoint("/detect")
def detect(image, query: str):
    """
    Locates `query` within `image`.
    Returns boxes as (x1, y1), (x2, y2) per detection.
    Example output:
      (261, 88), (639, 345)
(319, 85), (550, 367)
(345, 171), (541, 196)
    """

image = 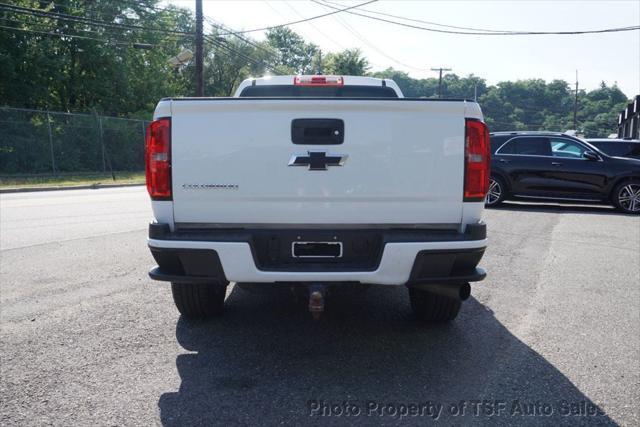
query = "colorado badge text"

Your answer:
(181, 183), (239, 190)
